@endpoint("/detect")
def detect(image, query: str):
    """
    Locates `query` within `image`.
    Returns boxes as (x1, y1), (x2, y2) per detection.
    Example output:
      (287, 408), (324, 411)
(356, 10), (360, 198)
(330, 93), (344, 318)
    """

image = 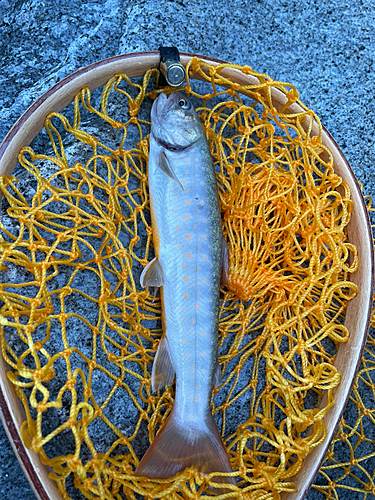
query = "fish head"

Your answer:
(151, 92), (204, 150)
